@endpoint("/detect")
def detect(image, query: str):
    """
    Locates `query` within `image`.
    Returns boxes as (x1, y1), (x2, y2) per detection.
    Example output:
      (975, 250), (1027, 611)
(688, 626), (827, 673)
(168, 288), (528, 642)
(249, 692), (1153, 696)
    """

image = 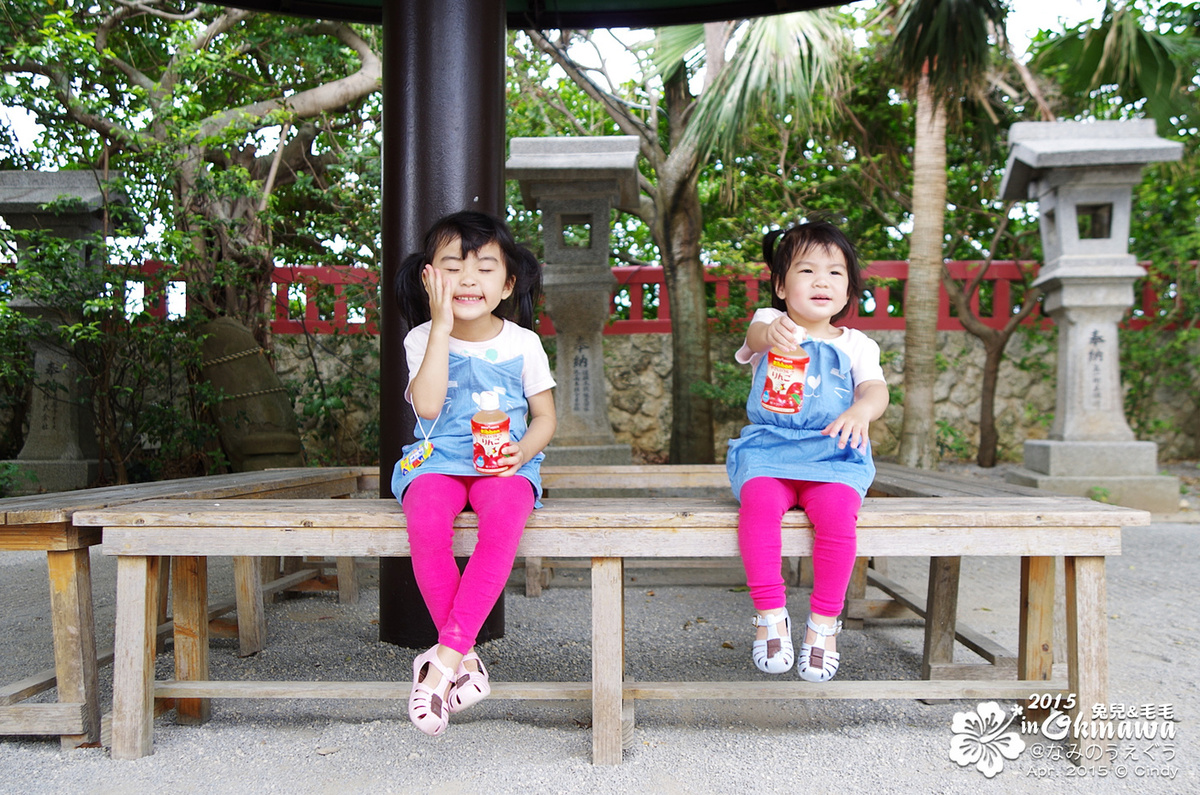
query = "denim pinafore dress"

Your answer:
(391, 352), (544, 503)
(725, 339), (875, 501)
